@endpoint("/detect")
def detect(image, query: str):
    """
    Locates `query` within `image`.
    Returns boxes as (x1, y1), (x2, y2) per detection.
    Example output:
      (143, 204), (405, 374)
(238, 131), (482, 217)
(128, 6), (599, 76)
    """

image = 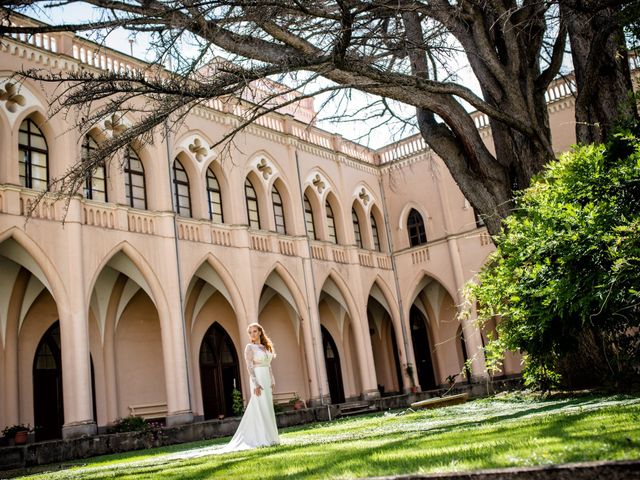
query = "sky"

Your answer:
(23, 2), (486, 150)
